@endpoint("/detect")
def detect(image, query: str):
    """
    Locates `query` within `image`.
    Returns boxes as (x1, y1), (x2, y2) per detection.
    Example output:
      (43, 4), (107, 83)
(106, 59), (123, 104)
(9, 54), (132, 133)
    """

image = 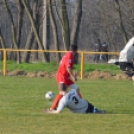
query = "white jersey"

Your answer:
(119, 37), (134, 63)
(57, 89), (88, 113)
